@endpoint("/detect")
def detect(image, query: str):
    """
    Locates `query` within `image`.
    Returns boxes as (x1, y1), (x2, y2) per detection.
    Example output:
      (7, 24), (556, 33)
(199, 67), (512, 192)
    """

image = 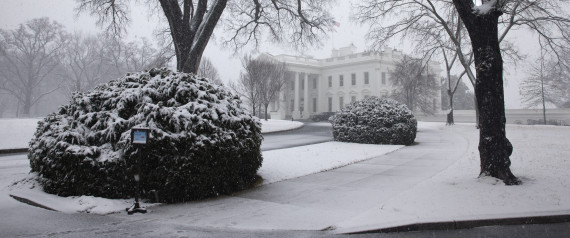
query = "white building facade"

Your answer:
(266, 45), (442, 120)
